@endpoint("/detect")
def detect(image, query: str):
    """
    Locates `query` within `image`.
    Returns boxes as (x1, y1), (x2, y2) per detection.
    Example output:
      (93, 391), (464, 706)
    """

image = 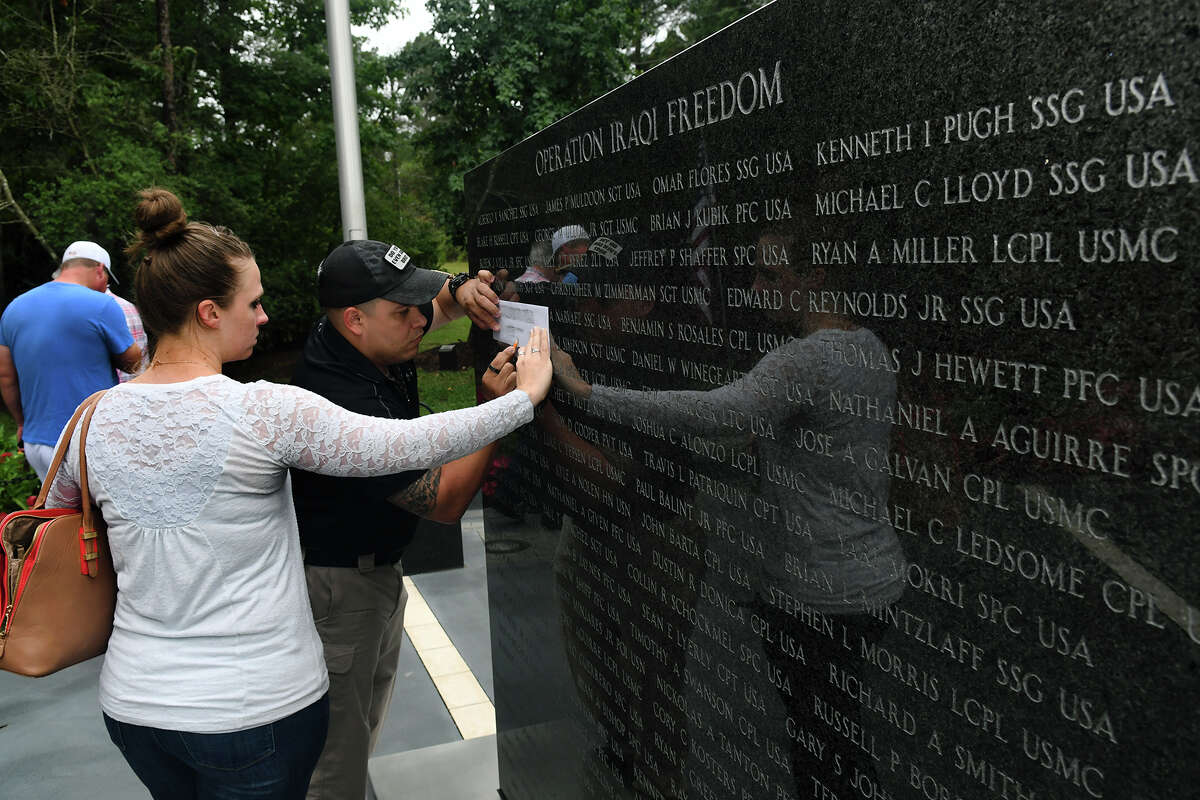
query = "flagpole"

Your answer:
(324, 0), (368, 241)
